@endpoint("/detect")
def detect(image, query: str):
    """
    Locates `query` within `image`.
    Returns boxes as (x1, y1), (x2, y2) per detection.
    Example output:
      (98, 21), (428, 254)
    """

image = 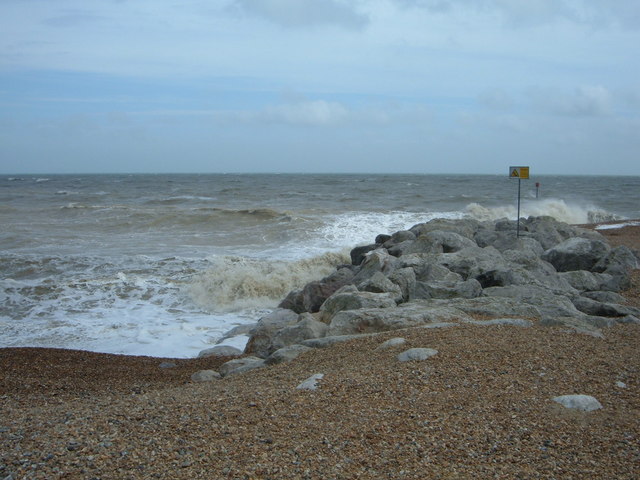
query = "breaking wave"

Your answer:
(188, 251), (349, 312)
(464, 198), (623, 225)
